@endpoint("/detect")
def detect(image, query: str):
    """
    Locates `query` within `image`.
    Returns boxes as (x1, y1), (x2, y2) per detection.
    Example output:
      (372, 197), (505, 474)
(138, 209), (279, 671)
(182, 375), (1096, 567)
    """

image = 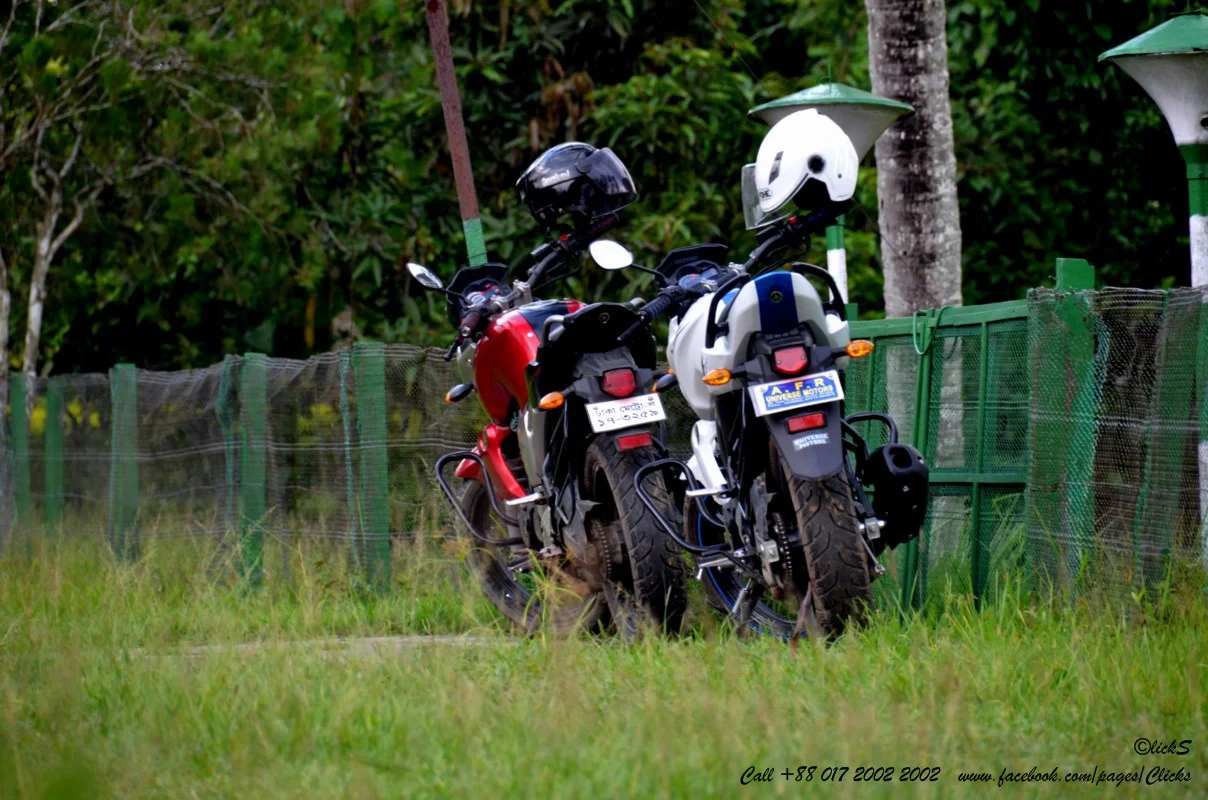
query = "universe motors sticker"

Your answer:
(748, 369), (844, 417)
